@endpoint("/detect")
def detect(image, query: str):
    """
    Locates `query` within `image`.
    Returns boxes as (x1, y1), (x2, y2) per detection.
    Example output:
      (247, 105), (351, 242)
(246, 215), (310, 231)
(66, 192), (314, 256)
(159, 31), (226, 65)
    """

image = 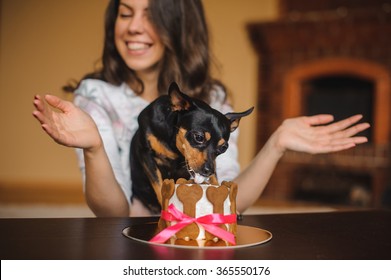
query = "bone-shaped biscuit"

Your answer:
(176, 184), (203, 217)
(223, 181), (238, 214)
(176, 184), (203, 240)
(205, 185), (229, 241)
(176, 178), (190, 184)
(204, 239), (228, 247)
(161, 179), (175, 210)
(224, 181), (238, 235)
(159, 179), (176, 229)
(206, 185), (229, 214)
(174, 239), (198, 247)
